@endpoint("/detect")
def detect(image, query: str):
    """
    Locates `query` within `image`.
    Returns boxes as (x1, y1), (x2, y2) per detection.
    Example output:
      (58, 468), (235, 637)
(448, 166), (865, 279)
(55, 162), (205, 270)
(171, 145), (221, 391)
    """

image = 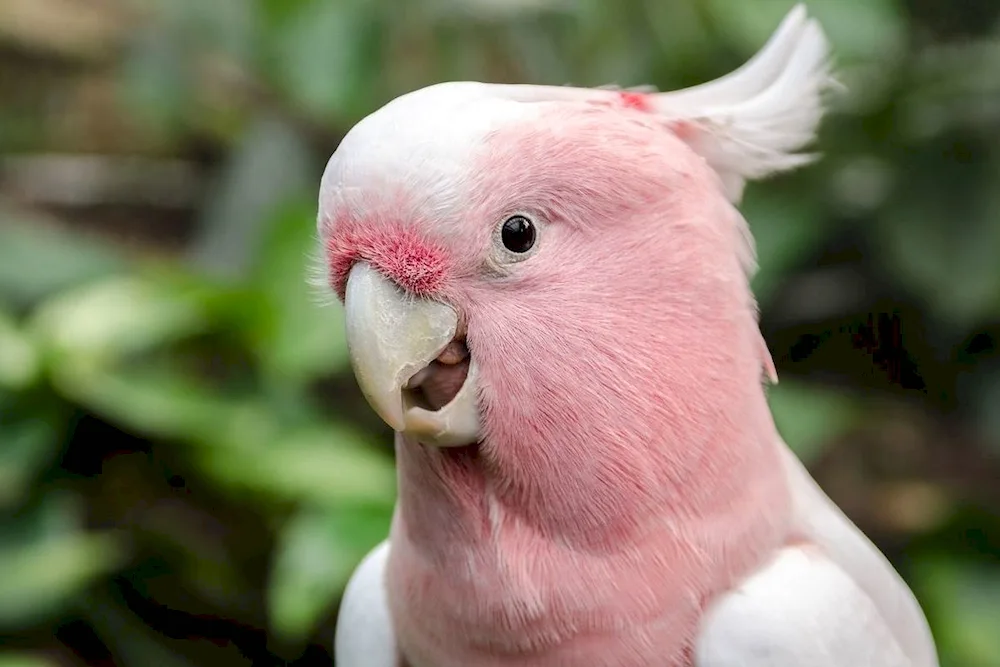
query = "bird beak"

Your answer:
(343, 262), (481, 447)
